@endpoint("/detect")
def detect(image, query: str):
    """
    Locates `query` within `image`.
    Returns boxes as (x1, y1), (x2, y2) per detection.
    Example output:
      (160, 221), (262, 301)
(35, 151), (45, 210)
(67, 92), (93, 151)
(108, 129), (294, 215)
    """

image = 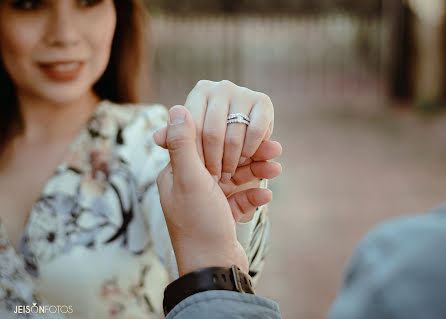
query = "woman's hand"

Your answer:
(154, 80), (275, 184)
(218, 139), (281, 221)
